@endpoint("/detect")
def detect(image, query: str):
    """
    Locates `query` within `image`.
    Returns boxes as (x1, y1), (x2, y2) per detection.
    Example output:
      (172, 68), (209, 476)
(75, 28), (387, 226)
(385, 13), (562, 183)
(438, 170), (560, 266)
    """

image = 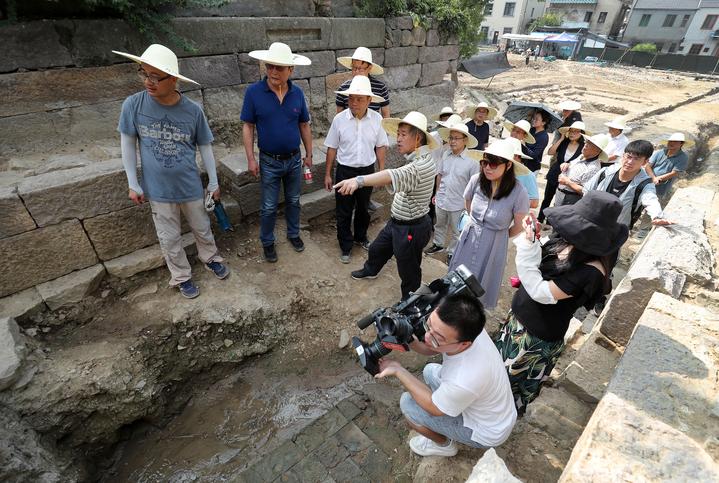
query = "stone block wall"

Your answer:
(0, 15), (458, 315)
